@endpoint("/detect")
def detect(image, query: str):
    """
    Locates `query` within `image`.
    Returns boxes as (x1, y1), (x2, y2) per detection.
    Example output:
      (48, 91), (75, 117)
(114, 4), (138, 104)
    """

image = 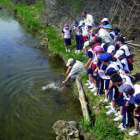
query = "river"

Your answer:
(0, 8), (82, 140)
